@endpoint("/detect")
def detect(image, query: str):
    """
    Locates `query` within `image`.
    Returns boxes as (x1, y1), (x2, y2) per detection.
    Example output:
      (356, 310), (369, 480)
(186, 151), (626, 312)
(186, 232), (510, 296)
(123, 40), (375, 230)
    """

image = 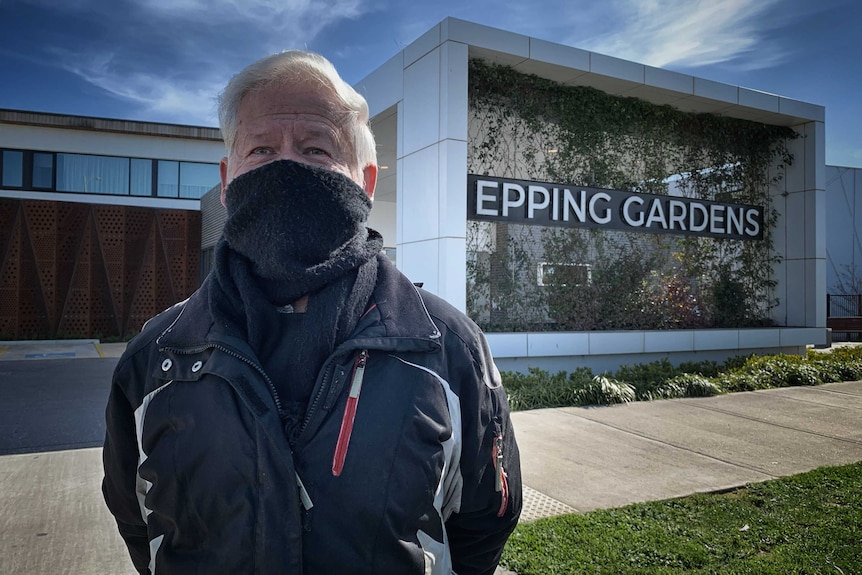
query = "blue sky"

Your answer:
(1, 0), (860, 167)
